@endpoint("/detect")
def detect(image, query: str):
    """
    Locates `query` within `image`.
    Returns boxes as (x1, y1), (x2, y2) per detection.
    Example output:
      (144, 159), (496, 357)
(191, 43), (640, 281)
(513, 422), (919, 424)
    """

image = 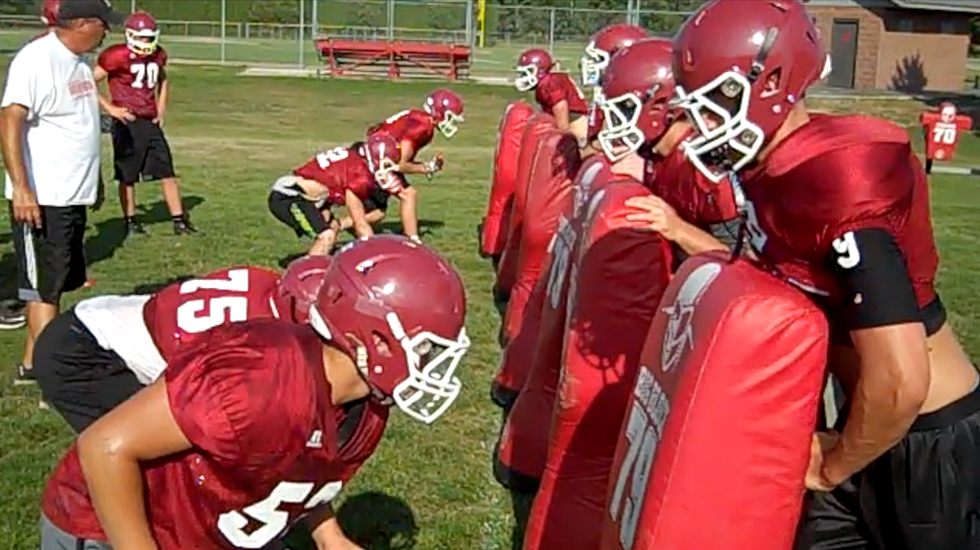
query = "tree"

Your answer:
(247, 0), (300, 24)
(971, 17), (978, 56)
